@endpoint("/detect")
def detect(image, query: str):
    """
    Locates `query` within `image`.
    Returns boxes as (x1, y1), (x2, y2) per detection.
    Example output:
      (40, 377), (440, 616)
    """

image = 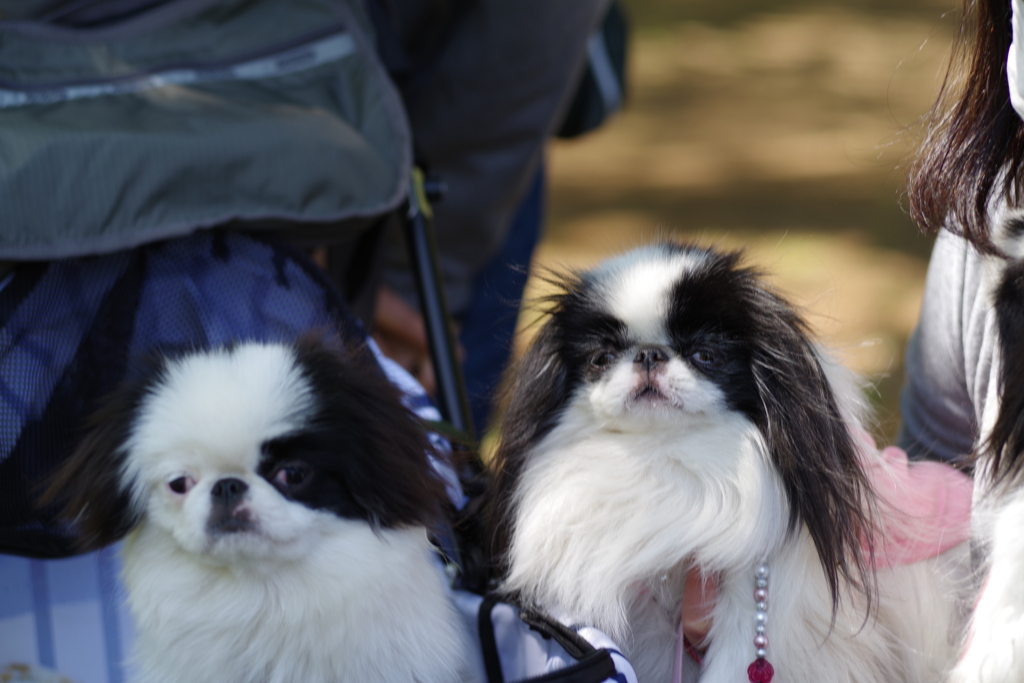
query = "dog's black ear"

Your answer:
(488, 317), (572, 573)
(39, 359), (162, 552)
(748, 288), (874, 613)
(982, 259), (1024, 490)
(289, 335), (449, 530)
